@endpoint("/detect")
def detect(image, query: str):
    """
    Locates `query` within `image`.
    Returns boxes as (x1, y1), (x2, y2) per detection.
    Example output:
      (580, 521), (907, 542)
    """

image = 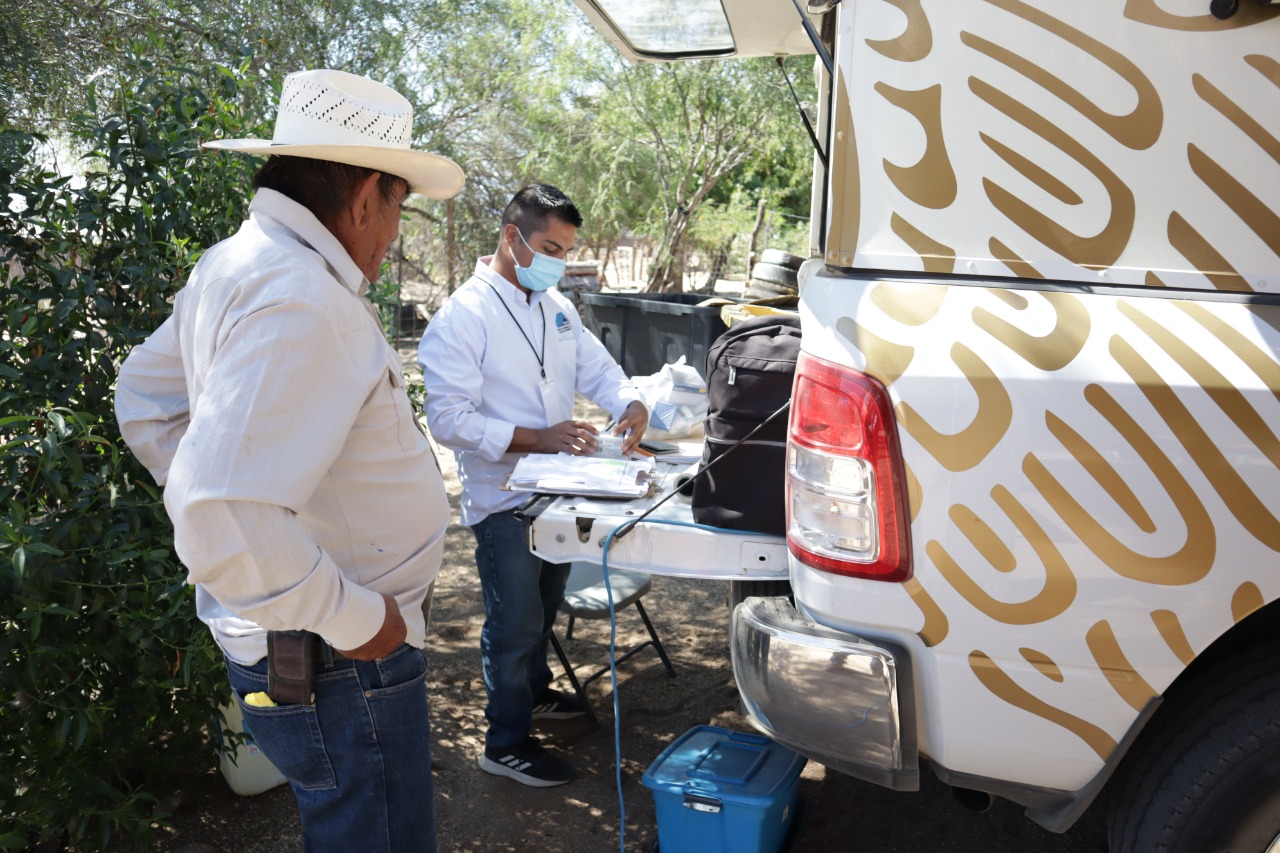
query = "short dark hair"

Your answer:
(253, 156), (408, 228)
(501, 184), (582, 236)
